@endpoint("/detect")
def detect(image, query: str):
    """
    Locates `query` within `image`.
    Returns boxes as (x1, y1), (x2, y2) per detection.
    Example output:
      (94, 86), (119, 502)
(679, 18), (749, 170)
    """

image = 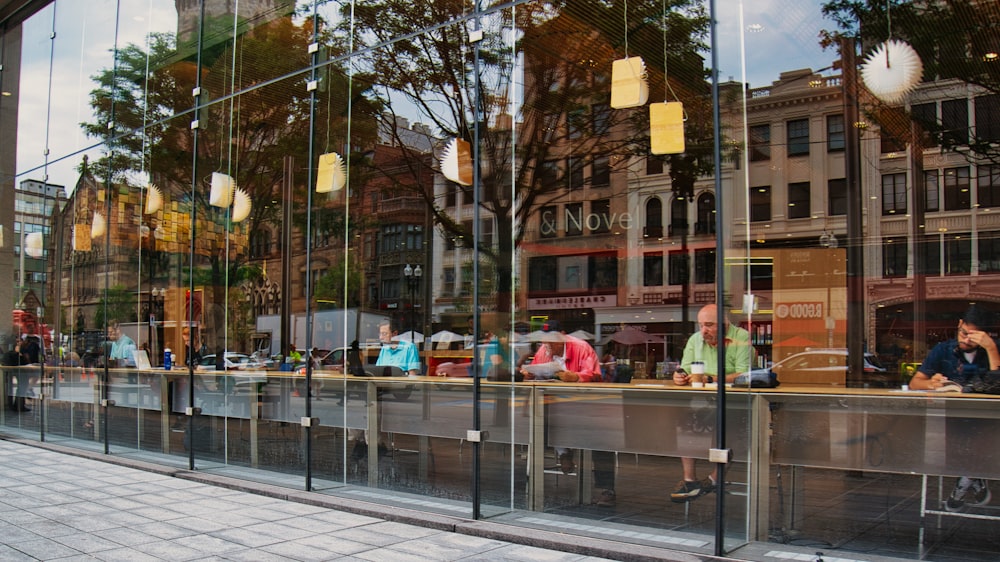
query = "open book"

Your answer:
(930, 380), (964, 392)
